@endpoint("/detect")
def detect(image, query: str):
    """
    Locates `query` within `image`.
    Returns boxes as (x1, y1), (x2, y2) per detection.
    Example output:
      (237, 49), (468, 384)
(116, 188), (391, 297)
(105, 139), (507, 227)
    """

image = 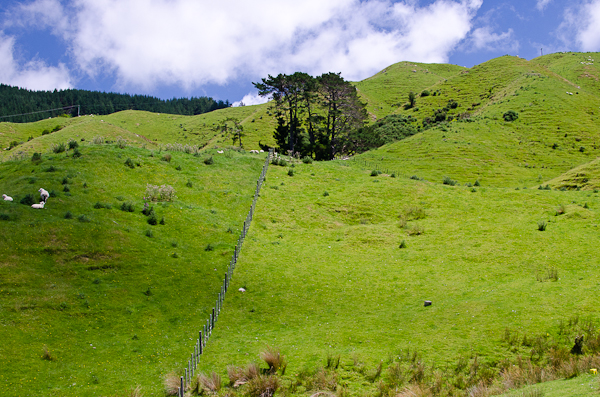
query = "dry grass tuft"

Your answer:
(197, 371), (222, 394)
(163, 372), (181, 396)
(246, 374), (280, 397)
(228, 363), (260, 387)
(42, 345), (55, 361)
(260, 346), (287, 374)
